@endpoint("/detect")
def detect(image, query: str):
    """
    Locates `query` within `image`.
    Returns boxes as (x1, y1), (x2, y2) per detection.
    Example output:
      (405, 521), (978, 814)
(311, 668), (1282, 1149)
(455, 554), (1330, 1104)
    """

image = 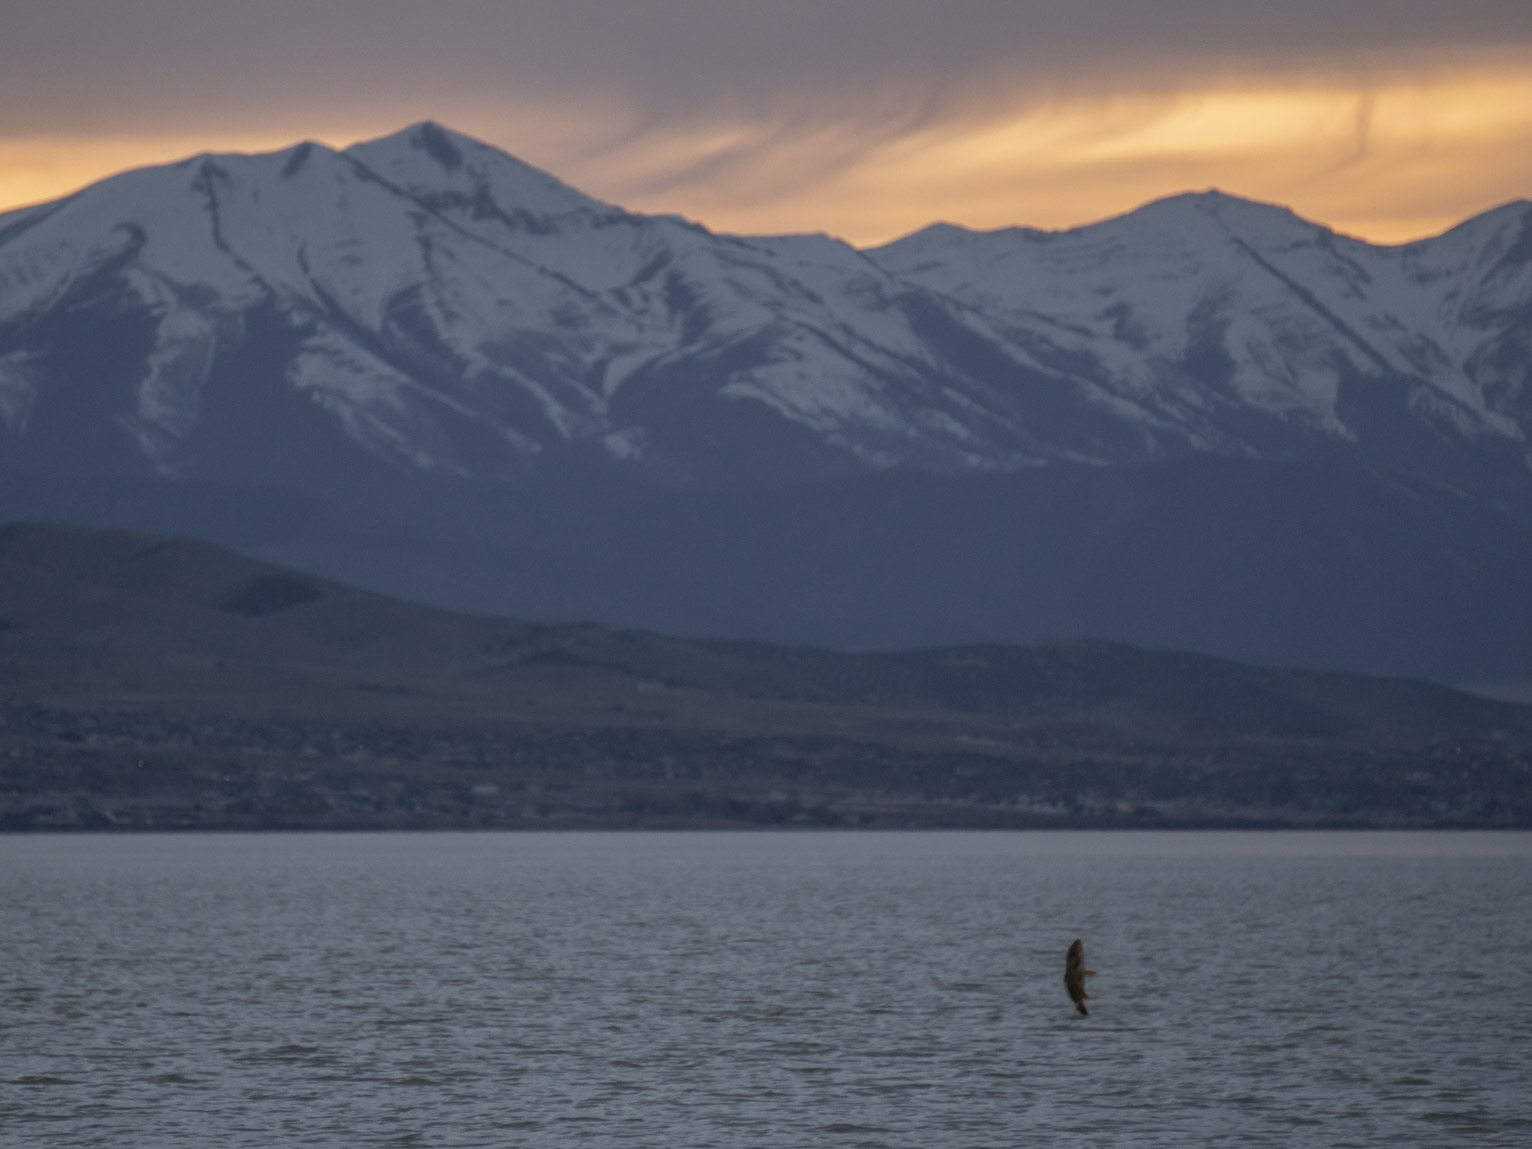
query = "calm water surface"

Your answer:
(2, 831), (1530, 1147)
